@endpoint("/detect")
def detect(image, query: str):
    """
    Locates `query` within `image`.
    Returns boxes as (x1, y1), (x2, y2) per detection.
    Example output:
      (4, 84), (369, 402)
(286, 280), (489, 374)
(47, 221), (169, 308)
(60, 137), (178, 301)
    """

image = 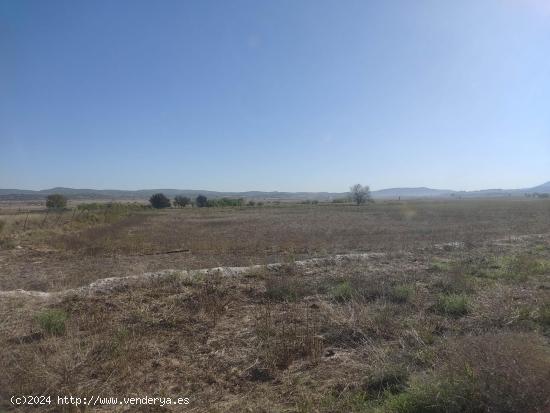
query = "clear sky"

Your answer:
(1, 0), (549, 192)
